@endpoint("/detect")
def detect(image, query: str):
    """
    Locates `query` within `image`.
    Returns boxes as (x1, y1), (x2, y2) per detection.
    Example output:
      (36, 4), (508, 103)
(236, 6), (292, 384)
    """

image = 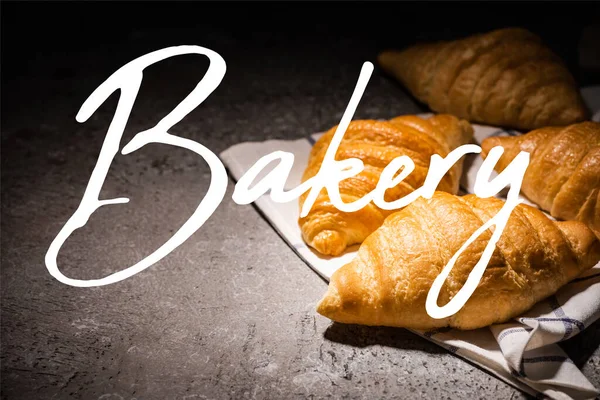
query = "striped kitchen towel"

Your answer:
(219, 87), (600, 400)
